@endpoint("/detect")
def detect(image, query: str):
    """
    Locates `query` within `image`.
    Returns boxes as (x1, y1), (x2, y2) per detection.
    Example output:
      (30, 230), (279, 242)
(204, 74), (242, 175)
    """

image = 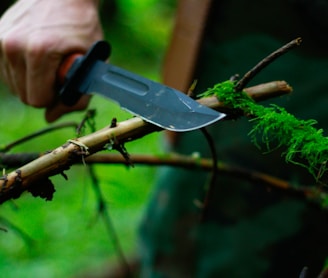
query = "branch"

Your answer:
(235, 37), (302, 91)
(84, 153), (328, 209)
(3, 152), (323, 206)
(0, 81), (292, 204)
(198, 80), (292, 111)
